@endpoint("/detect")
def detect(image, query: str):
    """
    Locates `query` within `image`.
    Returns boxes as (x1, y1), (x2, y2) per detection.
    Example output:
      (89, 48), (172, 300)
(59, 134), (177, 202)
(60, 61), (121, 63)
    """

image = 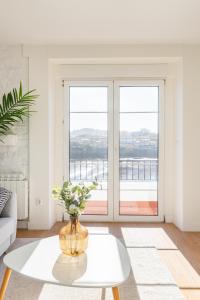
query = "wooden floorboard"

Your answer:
(158, 250), (200, 288)
(17, 222), (200, 300)
(181, 289), (200, 300)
